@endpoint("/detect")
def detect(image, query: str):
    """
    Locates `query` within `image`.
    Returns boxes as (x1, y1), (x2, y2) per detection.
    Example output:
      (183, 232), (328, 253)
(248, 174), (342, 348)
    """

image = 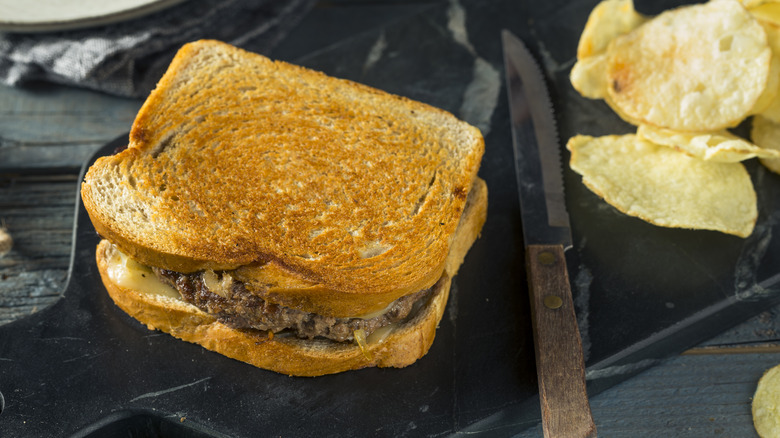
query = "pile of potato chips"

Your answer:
(569, 0), (780, 237)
